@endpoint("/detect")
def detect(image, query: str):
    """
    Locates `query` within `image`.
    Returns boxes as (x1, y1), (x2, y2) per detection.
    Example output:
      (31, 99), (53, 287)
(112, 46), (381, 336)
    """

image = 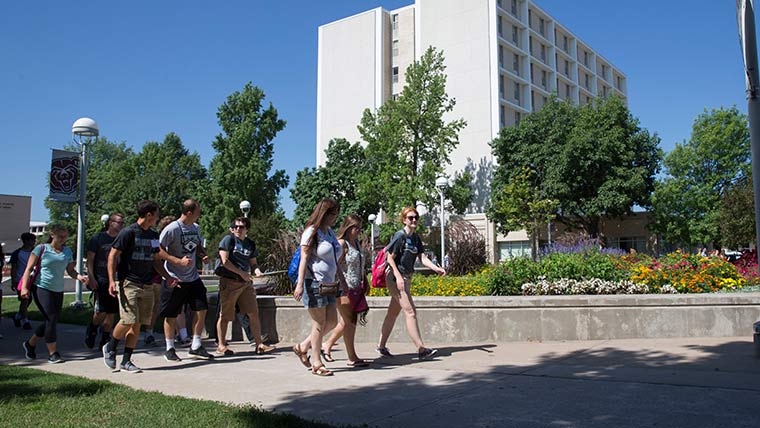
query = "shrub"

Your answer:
(481, 257), (538, 296)
(629, 251), (747, 293)
(367, 273), (487, 297)
(521, 277), (652, 295)
(426, 220), (487, 276)
(540, 252), (626, 281)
